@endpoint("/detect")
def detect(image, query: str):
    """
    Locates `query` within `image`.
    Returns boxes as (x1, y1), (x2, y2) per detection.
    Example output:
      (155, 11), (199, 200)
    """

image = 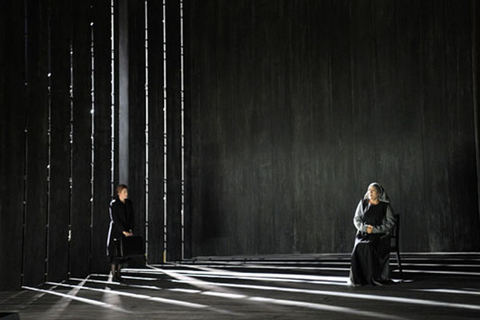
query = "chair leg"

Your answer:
(396, 250), (404, 280)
